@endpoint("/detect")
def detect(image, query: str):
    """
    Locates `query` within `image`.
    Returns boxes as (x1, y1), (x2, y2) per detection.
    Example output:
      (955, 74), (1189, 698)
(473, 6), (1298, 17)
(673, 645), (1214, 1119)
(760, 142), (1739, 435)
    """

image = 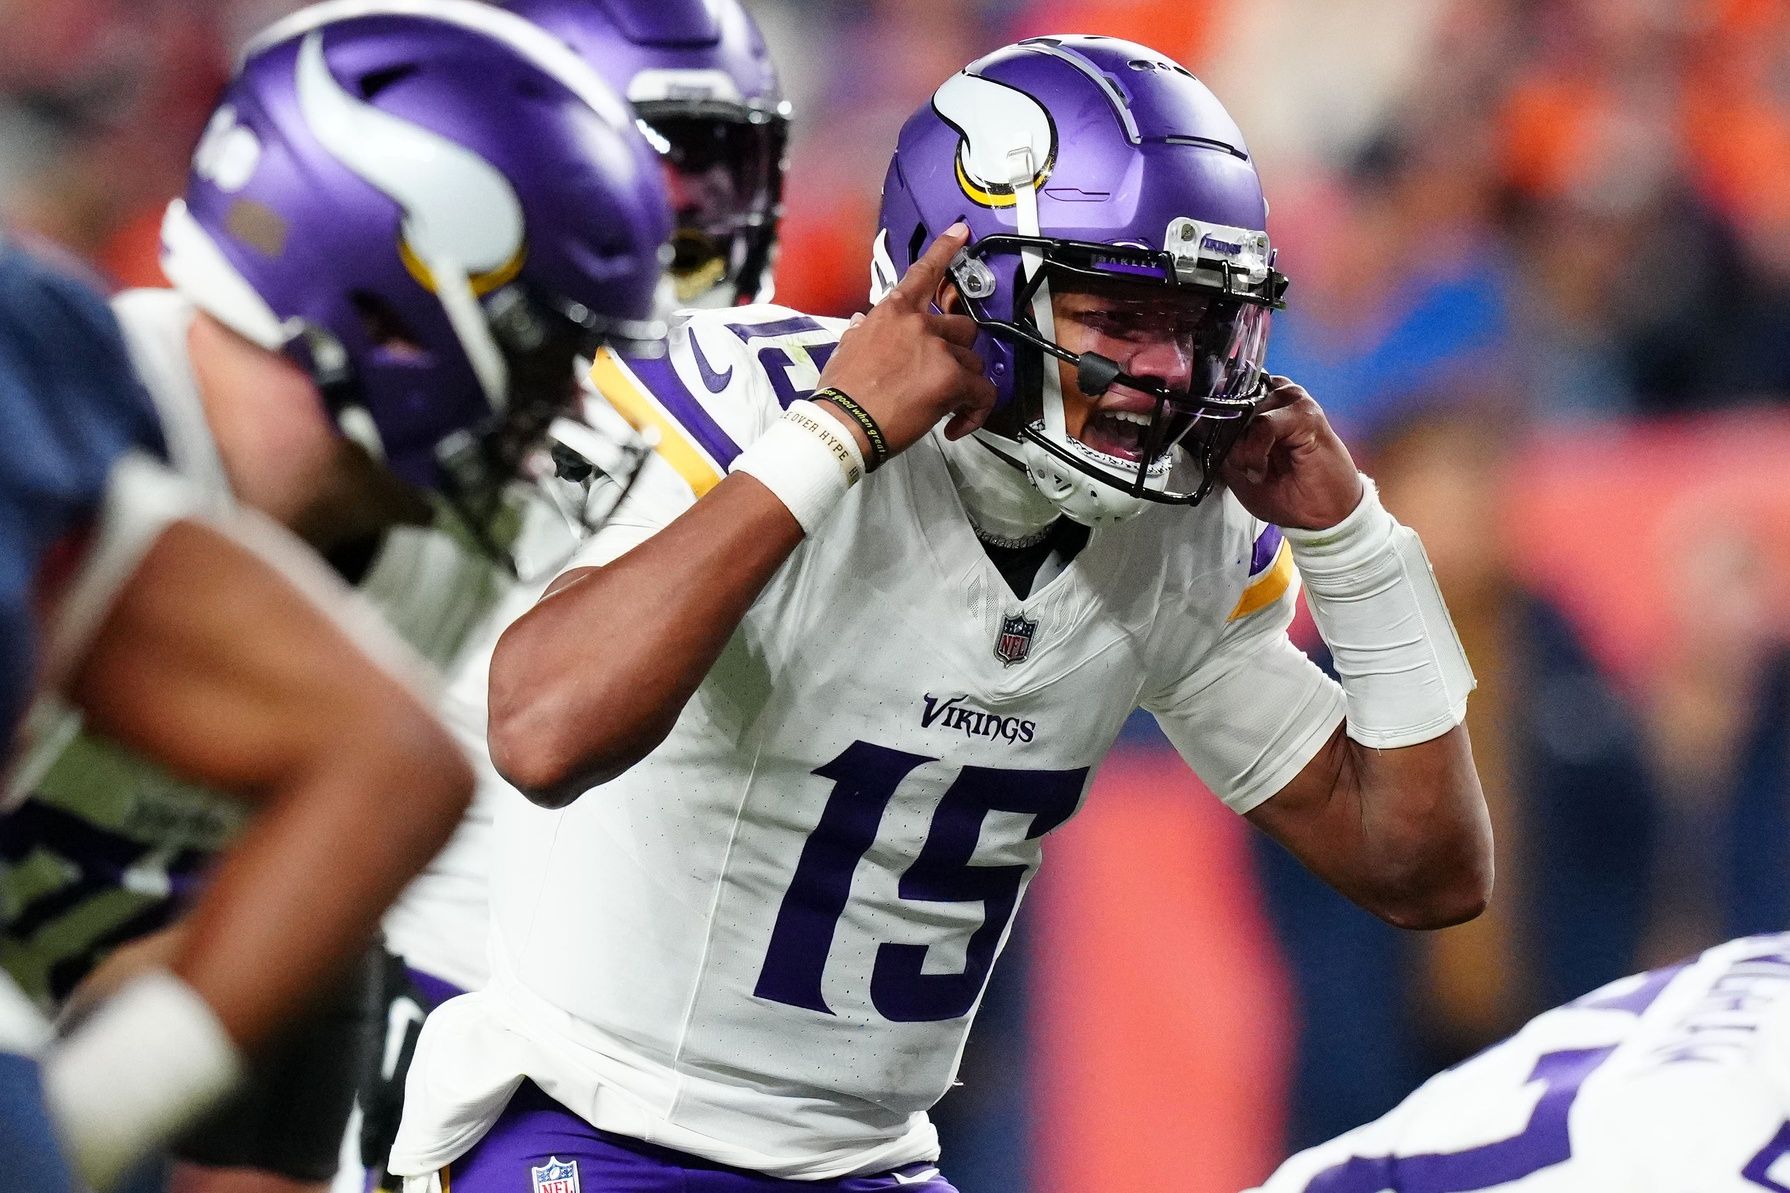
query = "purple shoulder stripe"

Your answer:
(1249, 526), (1284, 576)
(724, 314), (826, 341)
(624, 352), (745, 470)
